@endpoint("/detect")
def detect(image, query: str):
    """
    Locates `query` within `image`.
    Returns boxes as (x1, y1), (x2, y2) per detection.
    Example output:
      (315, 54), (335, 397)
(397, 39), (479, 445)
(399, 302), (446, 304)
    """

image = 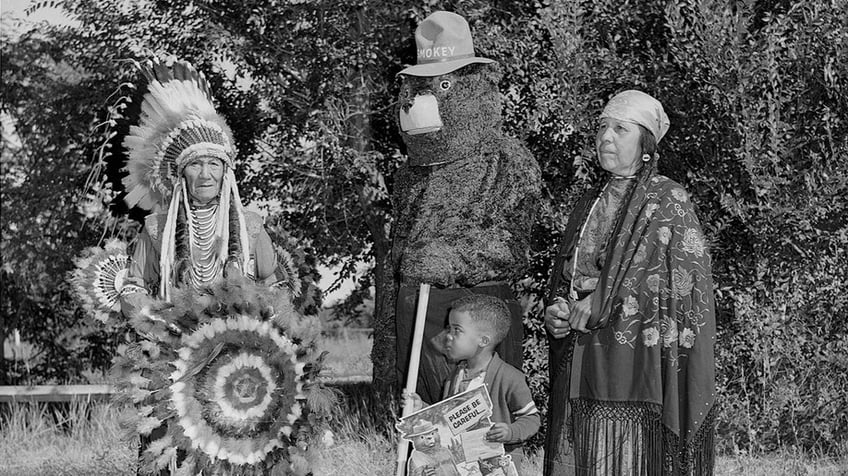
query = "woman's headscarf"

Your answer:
(600, 90), (670, 143)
